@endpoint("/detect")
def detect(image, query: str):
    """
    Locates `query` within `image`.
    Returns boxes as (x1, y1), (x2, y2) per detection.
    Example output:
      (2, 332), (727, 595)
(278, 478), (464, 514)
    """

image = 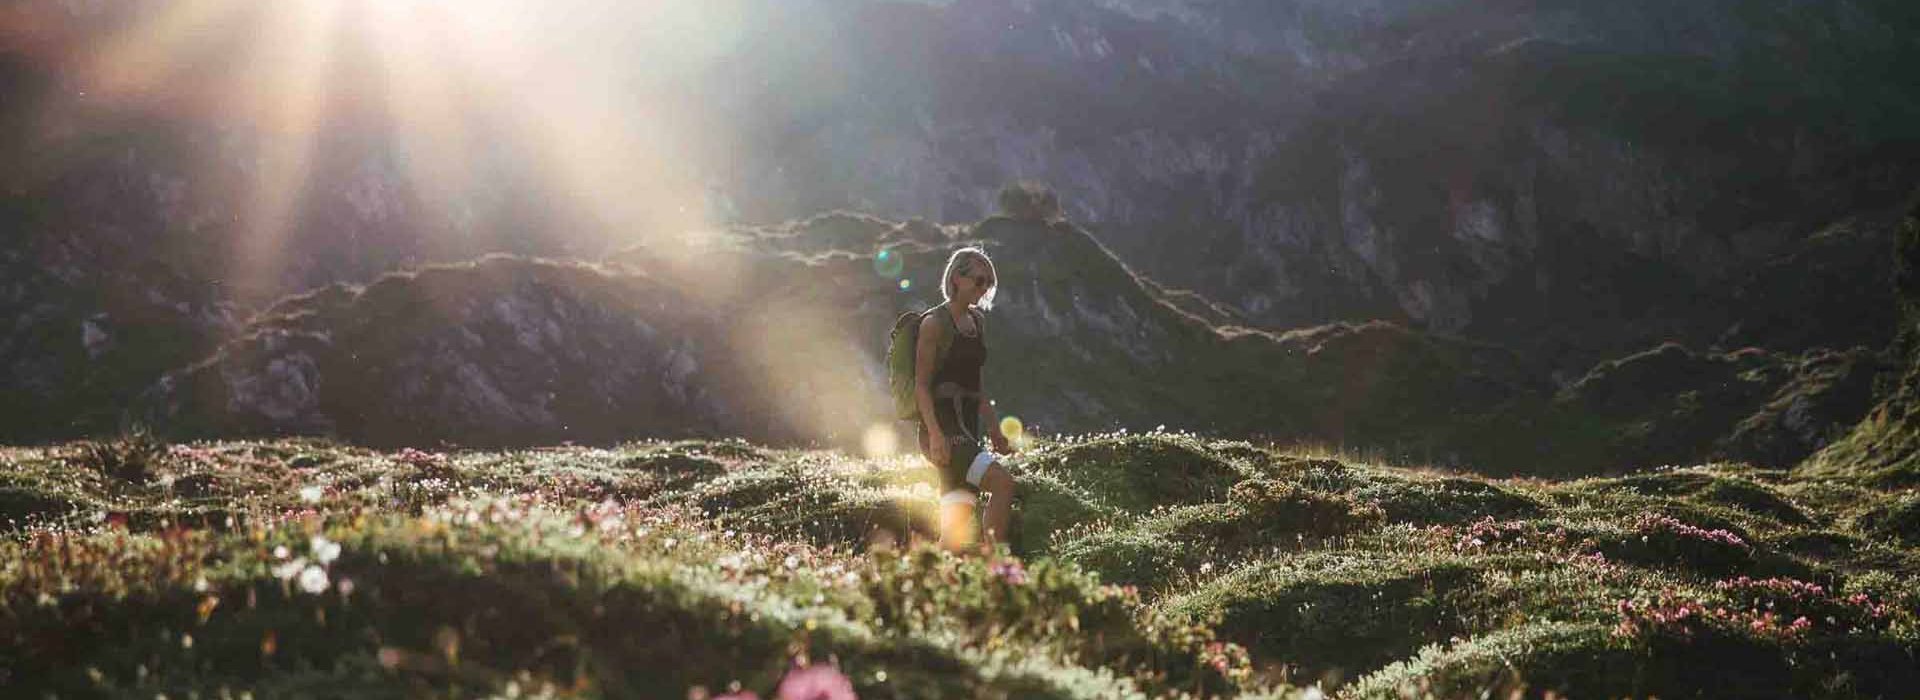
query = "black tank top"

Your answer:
(928, 309), (987, 441)
(934, 313), (986, 391)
